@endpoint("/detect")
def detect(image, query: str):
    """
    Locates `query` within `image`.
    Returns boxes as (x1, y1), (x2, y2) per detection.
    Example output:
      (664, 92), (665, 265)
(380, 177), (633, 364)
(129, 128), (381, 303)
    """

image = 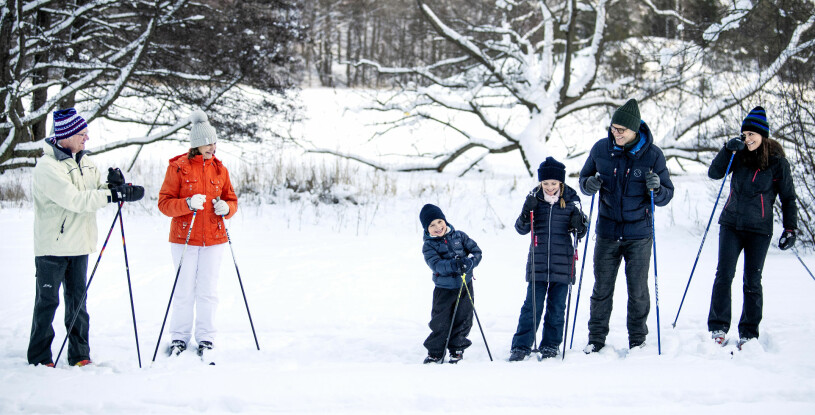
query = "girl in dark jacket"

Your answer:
(509, 158), (587, 361)
(707, 106), (797, 348)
